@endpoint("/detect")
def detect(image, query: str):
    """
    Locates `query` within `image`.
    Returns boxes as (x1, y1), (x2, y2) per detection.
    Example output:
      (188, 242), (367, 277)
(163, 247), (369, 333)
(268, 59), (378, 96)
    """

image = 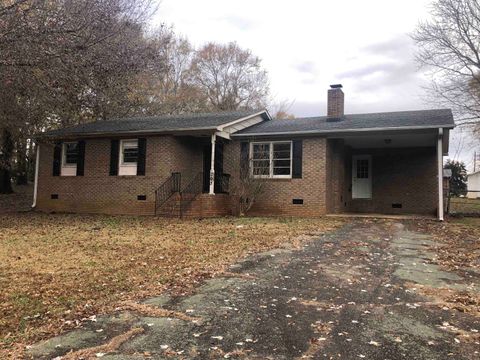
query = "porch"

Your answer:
(153, 133), (233, 218)
(326, 128), (447, 219)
